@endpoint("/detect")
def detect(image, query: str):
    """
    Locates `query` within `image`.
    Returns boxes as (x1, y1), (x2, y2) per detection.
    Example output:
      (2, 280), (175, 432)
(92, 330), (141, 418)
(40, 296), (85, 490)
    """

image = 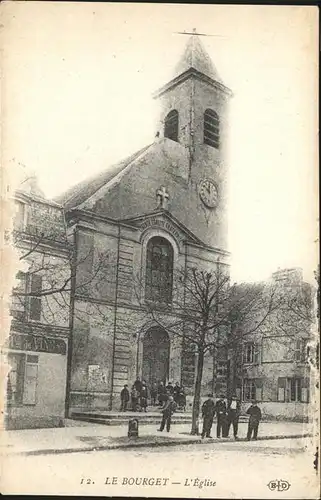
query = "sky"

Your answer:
(2, 3), (319, 283)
